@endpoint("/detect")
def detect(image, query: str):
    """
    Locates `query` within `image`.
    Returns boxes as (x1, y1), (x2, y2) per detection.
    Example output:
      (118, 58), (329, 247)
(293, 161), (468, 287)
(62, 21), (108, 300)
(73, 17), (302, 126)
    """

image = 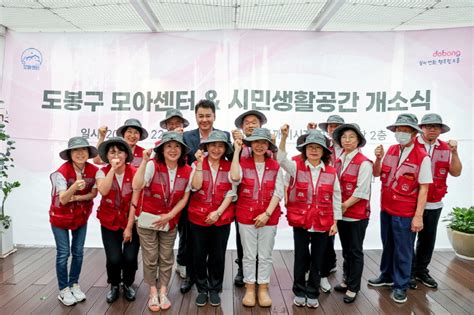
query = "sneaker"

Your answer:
(368, 276), (394, 287)
(391, 288), (407, 303)
(293, 296), (306, 307)
(409, 277), (418, 289)
(416, 273), (438, 288)
(70, 284), (86, 302)
(58, 287), (76, 306)
(195, 292), (208, 307)
(320, 277), (332, 293)
(209, 292), (221, 306)
(176, 264), (187, 279)
(306, 298), (319, 308)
